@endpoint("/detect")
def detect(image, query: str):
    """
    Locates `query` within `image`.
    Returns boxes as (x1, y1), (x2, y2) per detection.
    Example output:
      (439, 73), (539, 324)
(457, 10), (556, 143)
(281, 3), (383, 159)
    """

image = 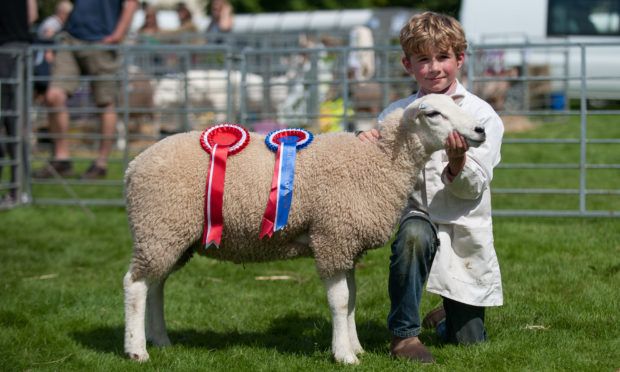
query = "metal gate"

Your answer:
(0, 40), (617, 217)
